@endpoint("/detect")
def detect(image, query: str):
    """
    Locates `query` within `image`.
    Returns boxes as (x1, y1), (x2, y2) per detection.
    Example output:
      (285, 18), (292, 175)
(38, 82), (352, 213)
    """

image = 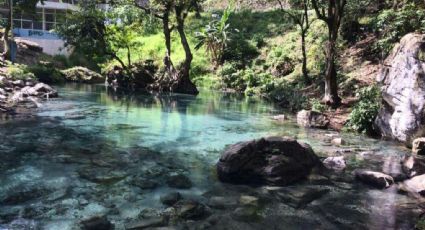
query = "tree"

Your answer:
(134, 0), (199, 95)
(57, 1), (132, 71)
(311, 0), (346, 106)
(277, 0), (312, 84)
(0, 0), (42, 60)
(195, 7), (231, 67)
